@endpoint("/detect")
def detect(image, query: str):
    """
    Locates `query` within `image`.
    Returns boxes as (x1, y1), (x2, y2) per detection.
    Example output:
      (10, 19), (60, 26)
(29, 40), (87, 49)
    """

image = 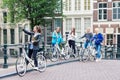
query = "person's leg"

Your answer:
(68, 40), (72, 48)
(33, 50), (38, 67)
(96, 45), (101, 59)
(72, 41), (76, 54)
(26, 49), (33, 65)
(97, 45), (101, 59)
(84, 42), (88, 49)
